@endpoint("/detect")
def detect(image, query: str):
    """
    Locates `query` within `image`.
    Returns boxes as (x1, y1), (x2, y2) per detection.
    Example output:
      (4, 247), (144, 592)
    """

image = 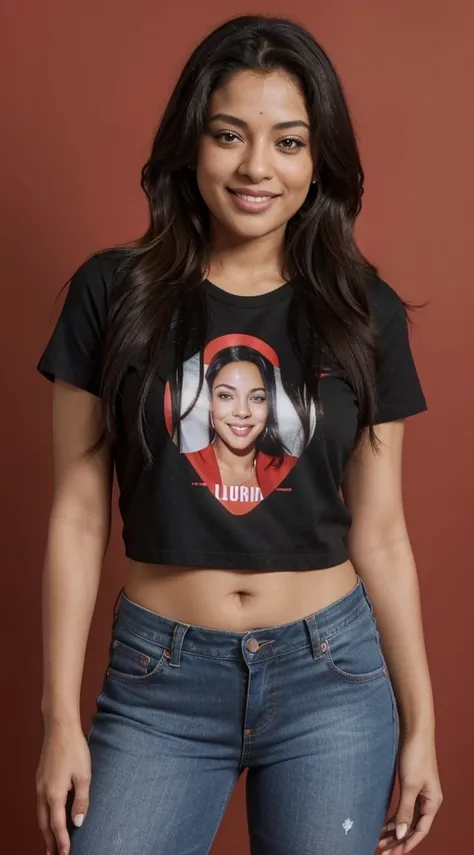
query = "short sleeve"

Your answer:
(369, 278), (428, 424)
(36, 253), (110, 397)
